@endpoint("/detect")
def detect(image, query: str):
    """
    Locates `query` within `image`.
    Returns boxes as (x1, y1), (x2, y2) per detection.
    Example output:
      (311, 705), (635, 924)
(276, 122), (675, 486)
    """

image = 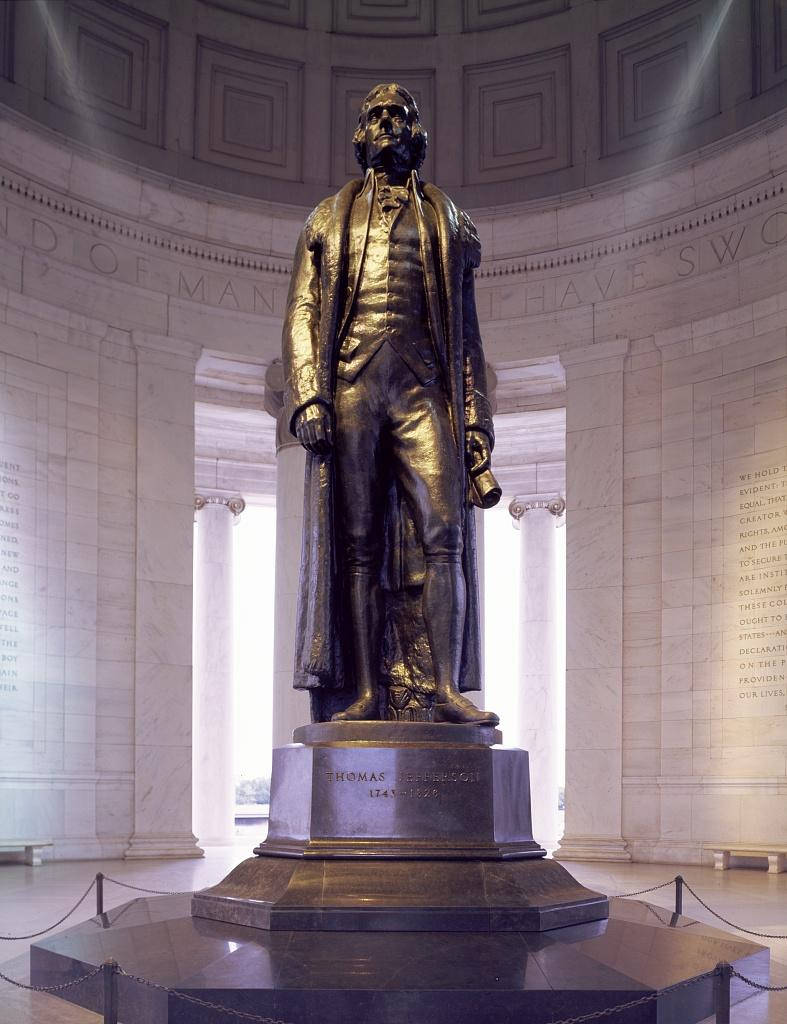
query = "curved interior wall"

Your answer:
(0, 97), (785, 860)
(0, 0), (785, 208)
